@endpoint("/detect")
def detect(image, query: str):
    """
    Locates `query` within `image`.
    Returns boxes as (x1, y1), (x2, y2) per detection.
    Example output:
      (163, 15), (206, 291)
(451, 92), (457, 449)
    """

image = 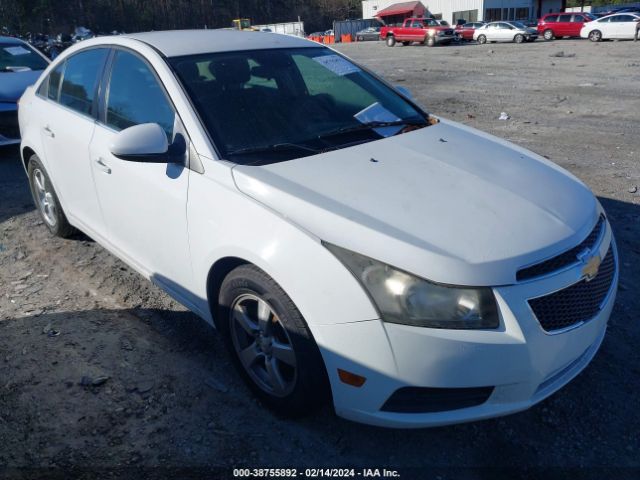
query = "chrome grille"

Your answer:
(517, 215), (605, 281)
(528, 247), (616, 332)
